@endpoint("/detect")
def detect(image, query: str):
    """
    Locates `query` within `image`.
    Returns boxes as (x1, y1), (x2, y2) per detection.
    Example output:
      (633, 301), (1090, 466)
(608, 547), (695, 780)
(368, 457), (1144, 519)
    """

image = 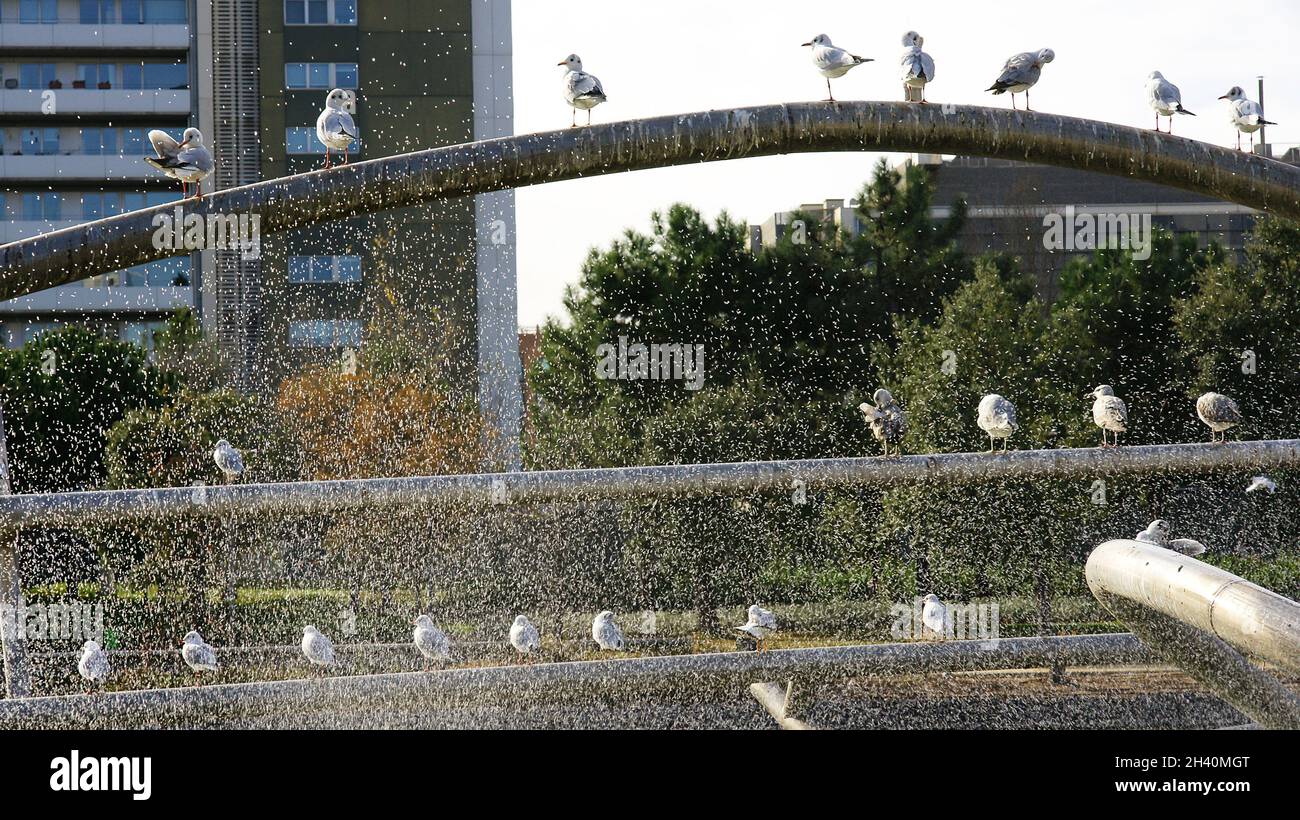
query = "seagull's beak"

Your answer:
(178, 140), (190, 149)
(556, 61), (566, 66)
(1217, 95), (1229, 100)
(800, 42), (812, 47)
